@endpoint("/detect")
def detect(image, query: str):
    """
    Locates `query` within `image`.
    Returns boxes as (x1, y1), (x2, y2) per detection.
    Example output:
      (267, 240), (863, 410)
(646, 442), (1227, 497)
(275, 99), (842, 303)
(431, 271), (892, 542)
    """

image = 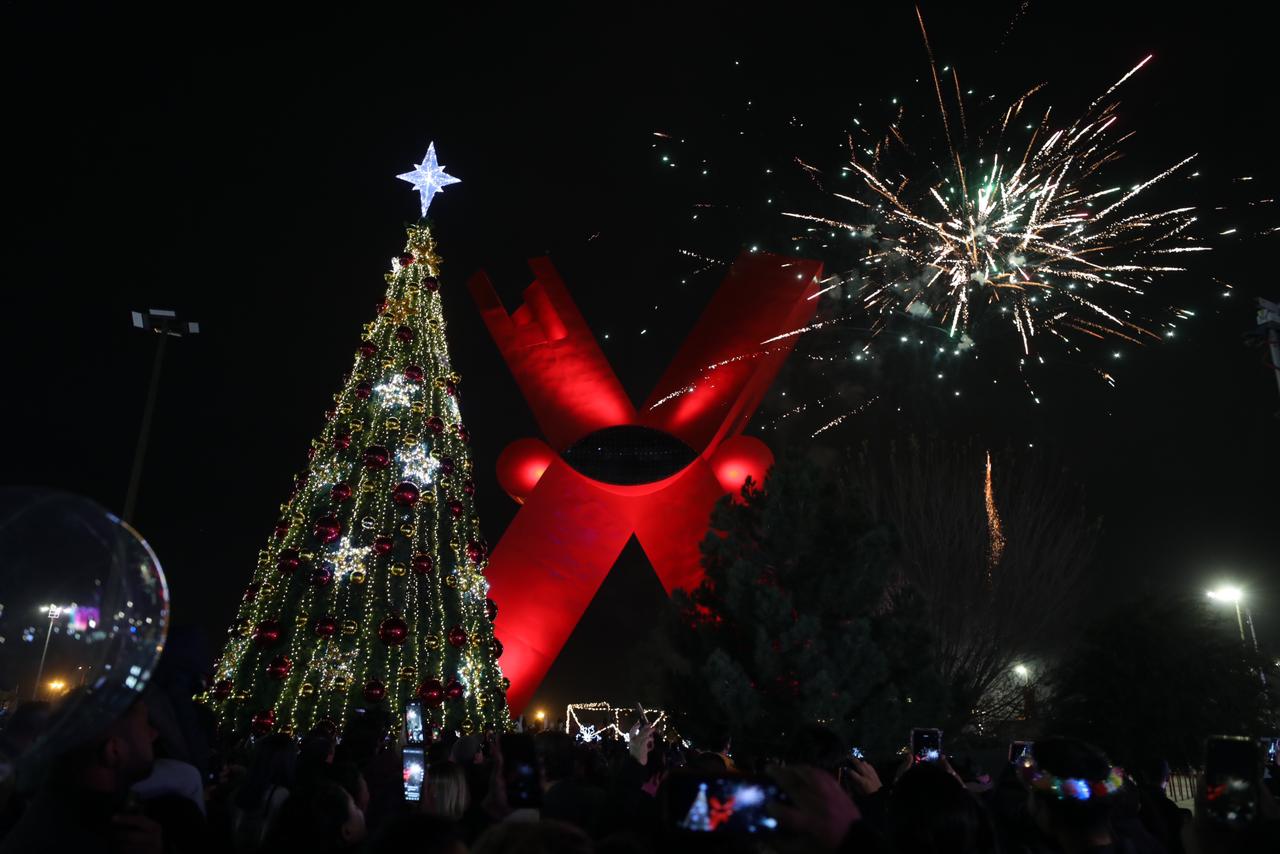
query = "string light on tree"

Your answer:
(398, 444), (441, 488)
(374, 374), (417, 408)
